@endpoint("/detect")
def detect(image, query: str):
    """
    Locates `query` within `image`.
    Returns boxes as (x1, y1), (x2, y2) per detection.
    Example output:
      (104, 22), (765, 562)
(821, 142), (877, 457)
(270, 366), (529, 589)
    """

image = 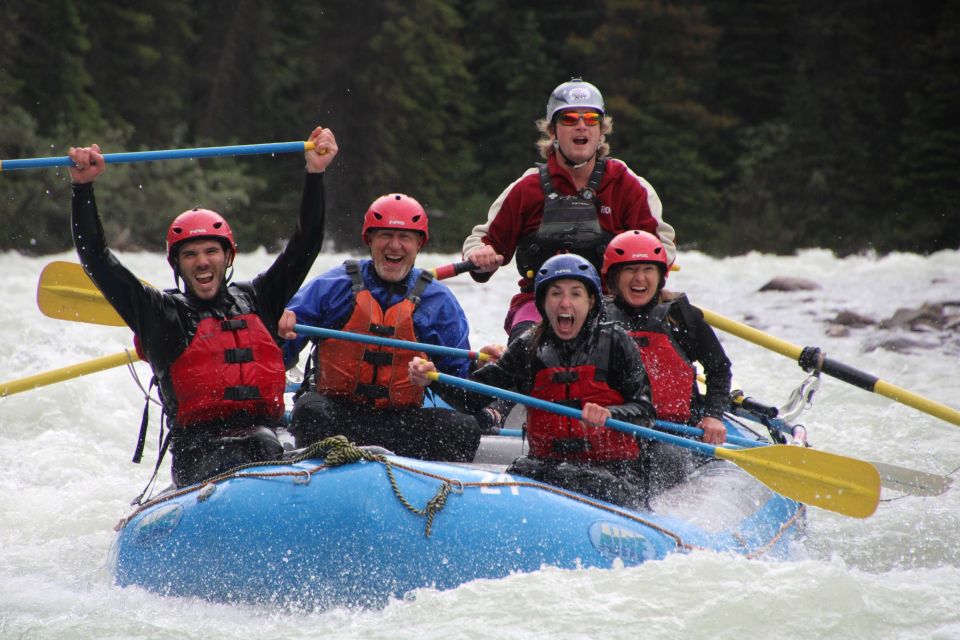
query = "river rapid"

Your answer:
(2, 248), (959, 639)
